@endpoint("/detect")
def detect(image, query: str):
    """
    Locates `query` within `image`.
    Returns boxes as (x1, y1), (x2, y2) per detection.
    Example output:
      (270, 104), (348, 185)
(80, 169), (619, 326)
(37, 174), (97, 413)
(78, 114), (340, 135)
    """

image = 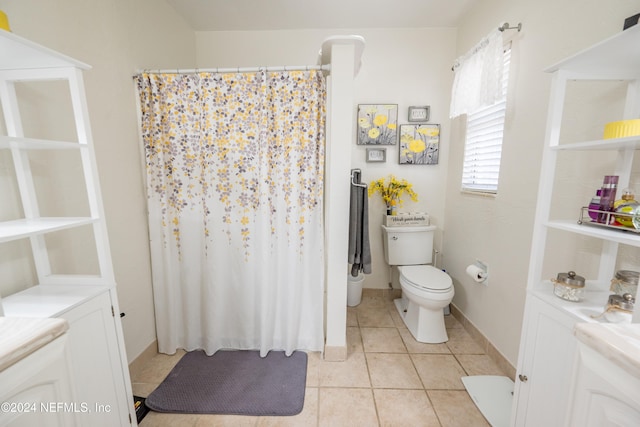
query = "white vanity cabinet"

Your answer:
(0, 31), (136, 426)
(512, 24), (640, 426)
